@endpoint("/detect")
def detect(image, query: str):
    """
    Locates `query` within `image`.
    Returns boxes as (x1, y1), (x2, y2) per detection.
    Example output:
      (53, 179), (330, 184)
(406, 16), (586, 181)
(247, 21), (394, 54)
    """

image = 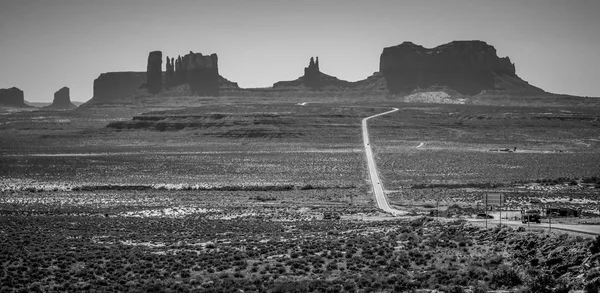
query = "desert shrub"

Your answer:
(448, 203), (462, 210)
(343, 281), (356, 291)
(485, 255), (504, 268)
(590, 235), (600, 254)
(584, 268), (600, 293)
(269, 281), (310, 293)
(409, 217), (432, 227)
(524, 271), (570, 293)
(442, 285), (464, 293)
(490, 265), (522, 289)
